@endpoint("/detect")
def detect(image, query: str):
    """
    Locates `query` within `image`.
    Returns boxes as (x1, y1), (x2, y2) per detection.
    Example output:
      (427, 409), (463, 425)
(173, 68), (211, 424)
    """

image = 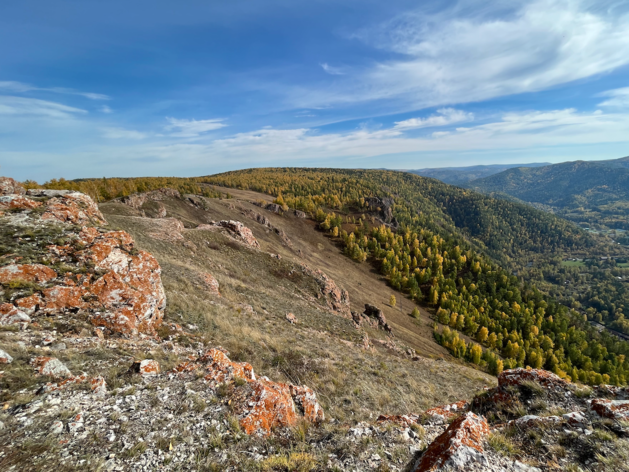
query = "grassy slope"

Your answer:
(100, 192), (495, 422)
